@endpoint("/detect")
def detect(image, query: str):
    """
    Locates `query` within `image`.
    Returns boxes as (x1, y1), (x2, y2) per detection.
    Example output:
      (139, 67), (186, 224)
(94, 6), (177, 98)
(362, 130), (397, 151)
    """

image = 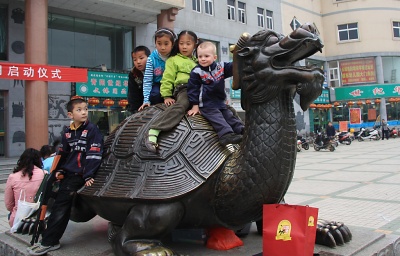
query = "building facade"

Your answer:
(0, 0), (399, 156)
